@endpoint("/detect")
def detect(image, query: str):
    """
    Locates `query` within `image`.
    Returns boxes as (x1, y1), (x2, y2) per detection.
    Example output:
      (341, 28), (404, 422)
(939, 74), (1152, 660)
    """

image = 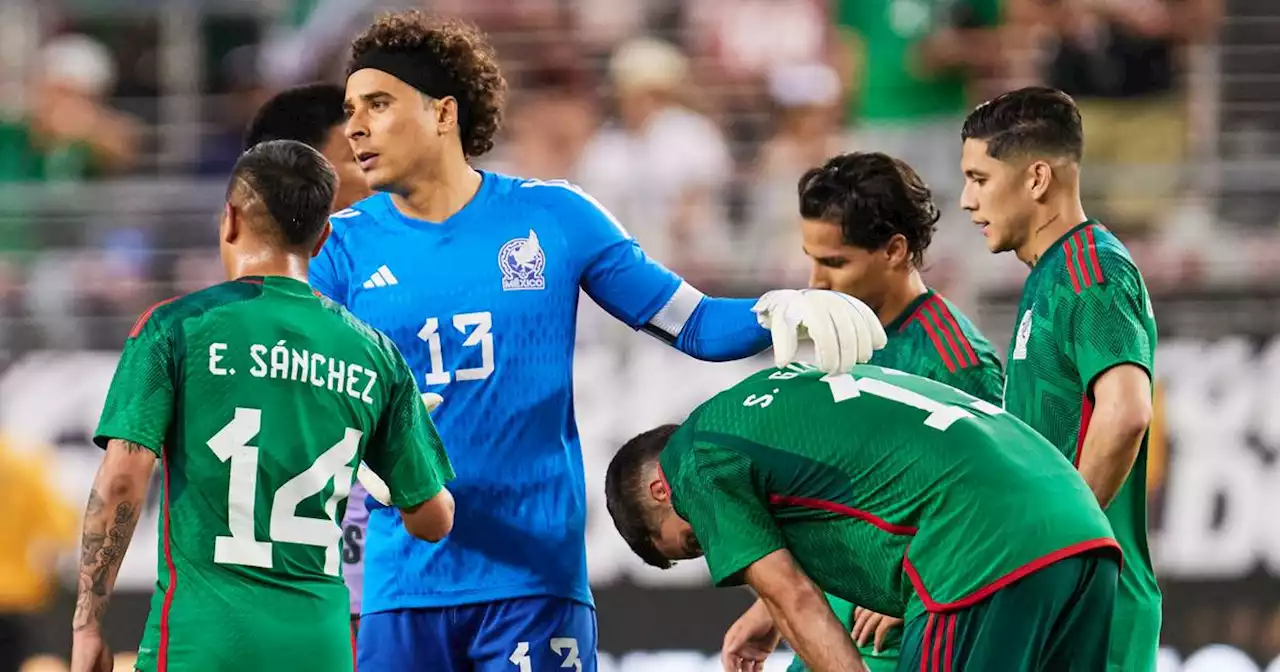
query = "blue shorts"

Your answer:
(357, 597), (597, 672)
